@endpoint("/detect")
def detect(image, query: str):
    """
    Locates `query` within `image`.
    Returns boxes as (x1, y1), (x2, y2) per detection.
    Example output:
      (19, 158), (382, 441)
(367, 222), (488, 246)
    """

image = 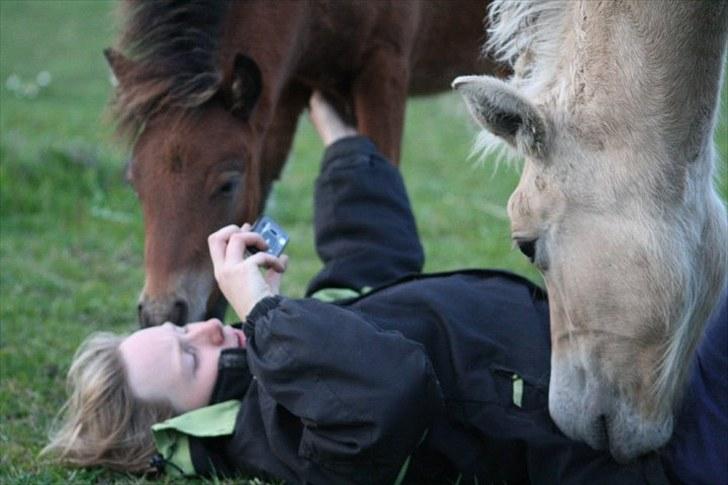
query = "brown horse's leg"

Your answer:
(259, 82), (311, 204)
(353, 50), (409, 165)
